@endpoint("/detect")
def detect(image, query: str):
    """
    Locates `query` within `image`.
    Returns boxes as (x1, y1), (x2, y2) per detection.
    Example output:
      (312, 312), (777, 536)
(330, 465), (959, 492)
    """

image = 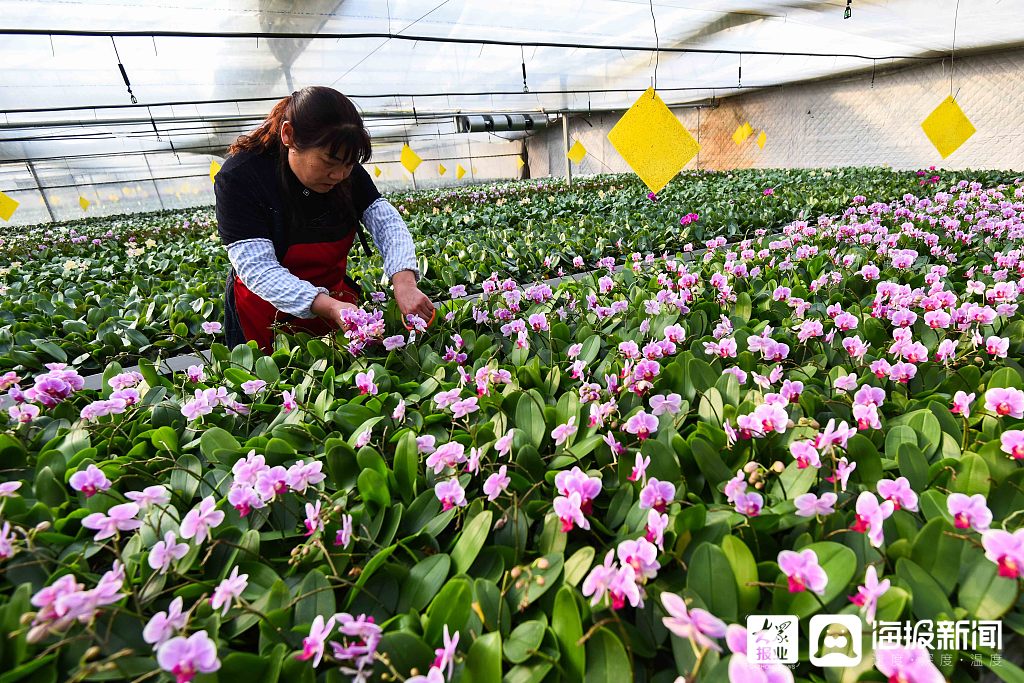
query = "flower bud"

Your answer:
(535, 558), (550, 570)
(771, 461), (785, 474)
(742, 461), (759, 474)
